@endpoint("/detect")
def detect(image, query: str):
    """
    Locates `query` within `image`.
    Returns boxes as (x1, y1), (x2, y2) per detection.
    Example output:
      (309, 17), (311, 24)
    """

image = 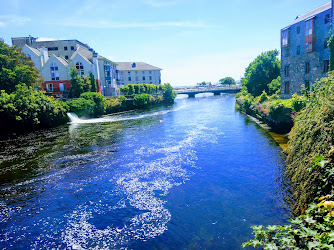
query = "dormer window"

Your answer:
(50, 63), (59, 80)
(76, 62), (84, 76)
(132, 62), (136, 68)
